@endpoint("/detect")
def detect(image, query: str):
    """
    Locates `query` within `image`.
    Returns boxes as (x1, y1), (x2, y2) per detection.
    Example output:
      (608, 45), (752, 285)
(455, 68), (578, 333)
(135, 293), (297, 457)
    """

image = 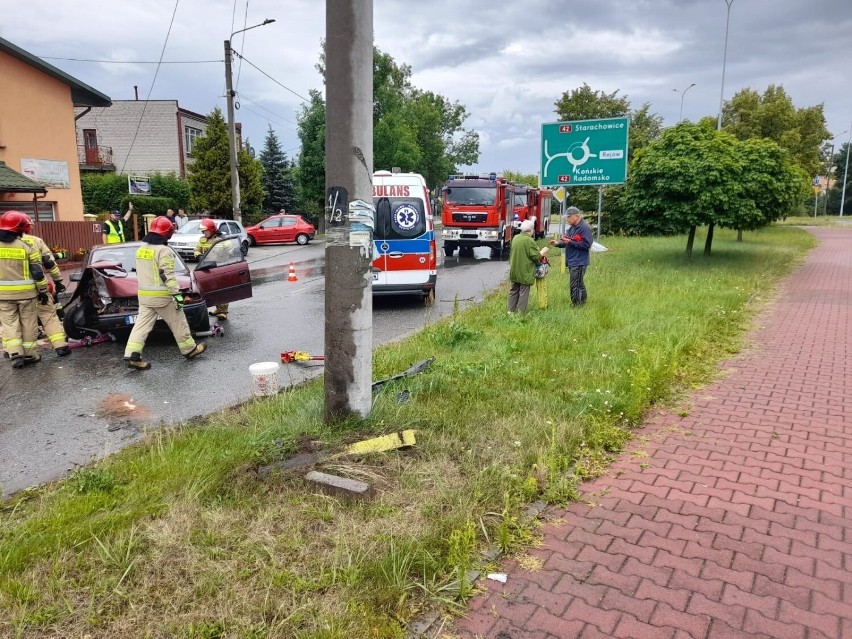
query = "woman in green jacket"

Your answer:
(507, 219), (548, 313)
